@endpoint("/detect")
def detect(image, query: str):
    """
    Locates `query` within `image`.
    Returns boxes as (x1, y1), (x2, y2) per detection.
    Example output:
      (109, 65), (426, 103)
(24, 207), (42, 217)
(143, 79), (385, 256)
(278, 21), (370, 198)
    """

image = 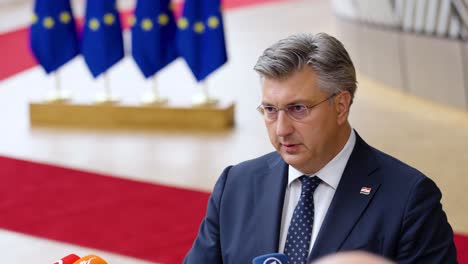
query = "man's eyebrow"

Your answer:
(286, 99), (313, 105)
(260, 101), (274, 106)
(260, 99), (314, 106)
